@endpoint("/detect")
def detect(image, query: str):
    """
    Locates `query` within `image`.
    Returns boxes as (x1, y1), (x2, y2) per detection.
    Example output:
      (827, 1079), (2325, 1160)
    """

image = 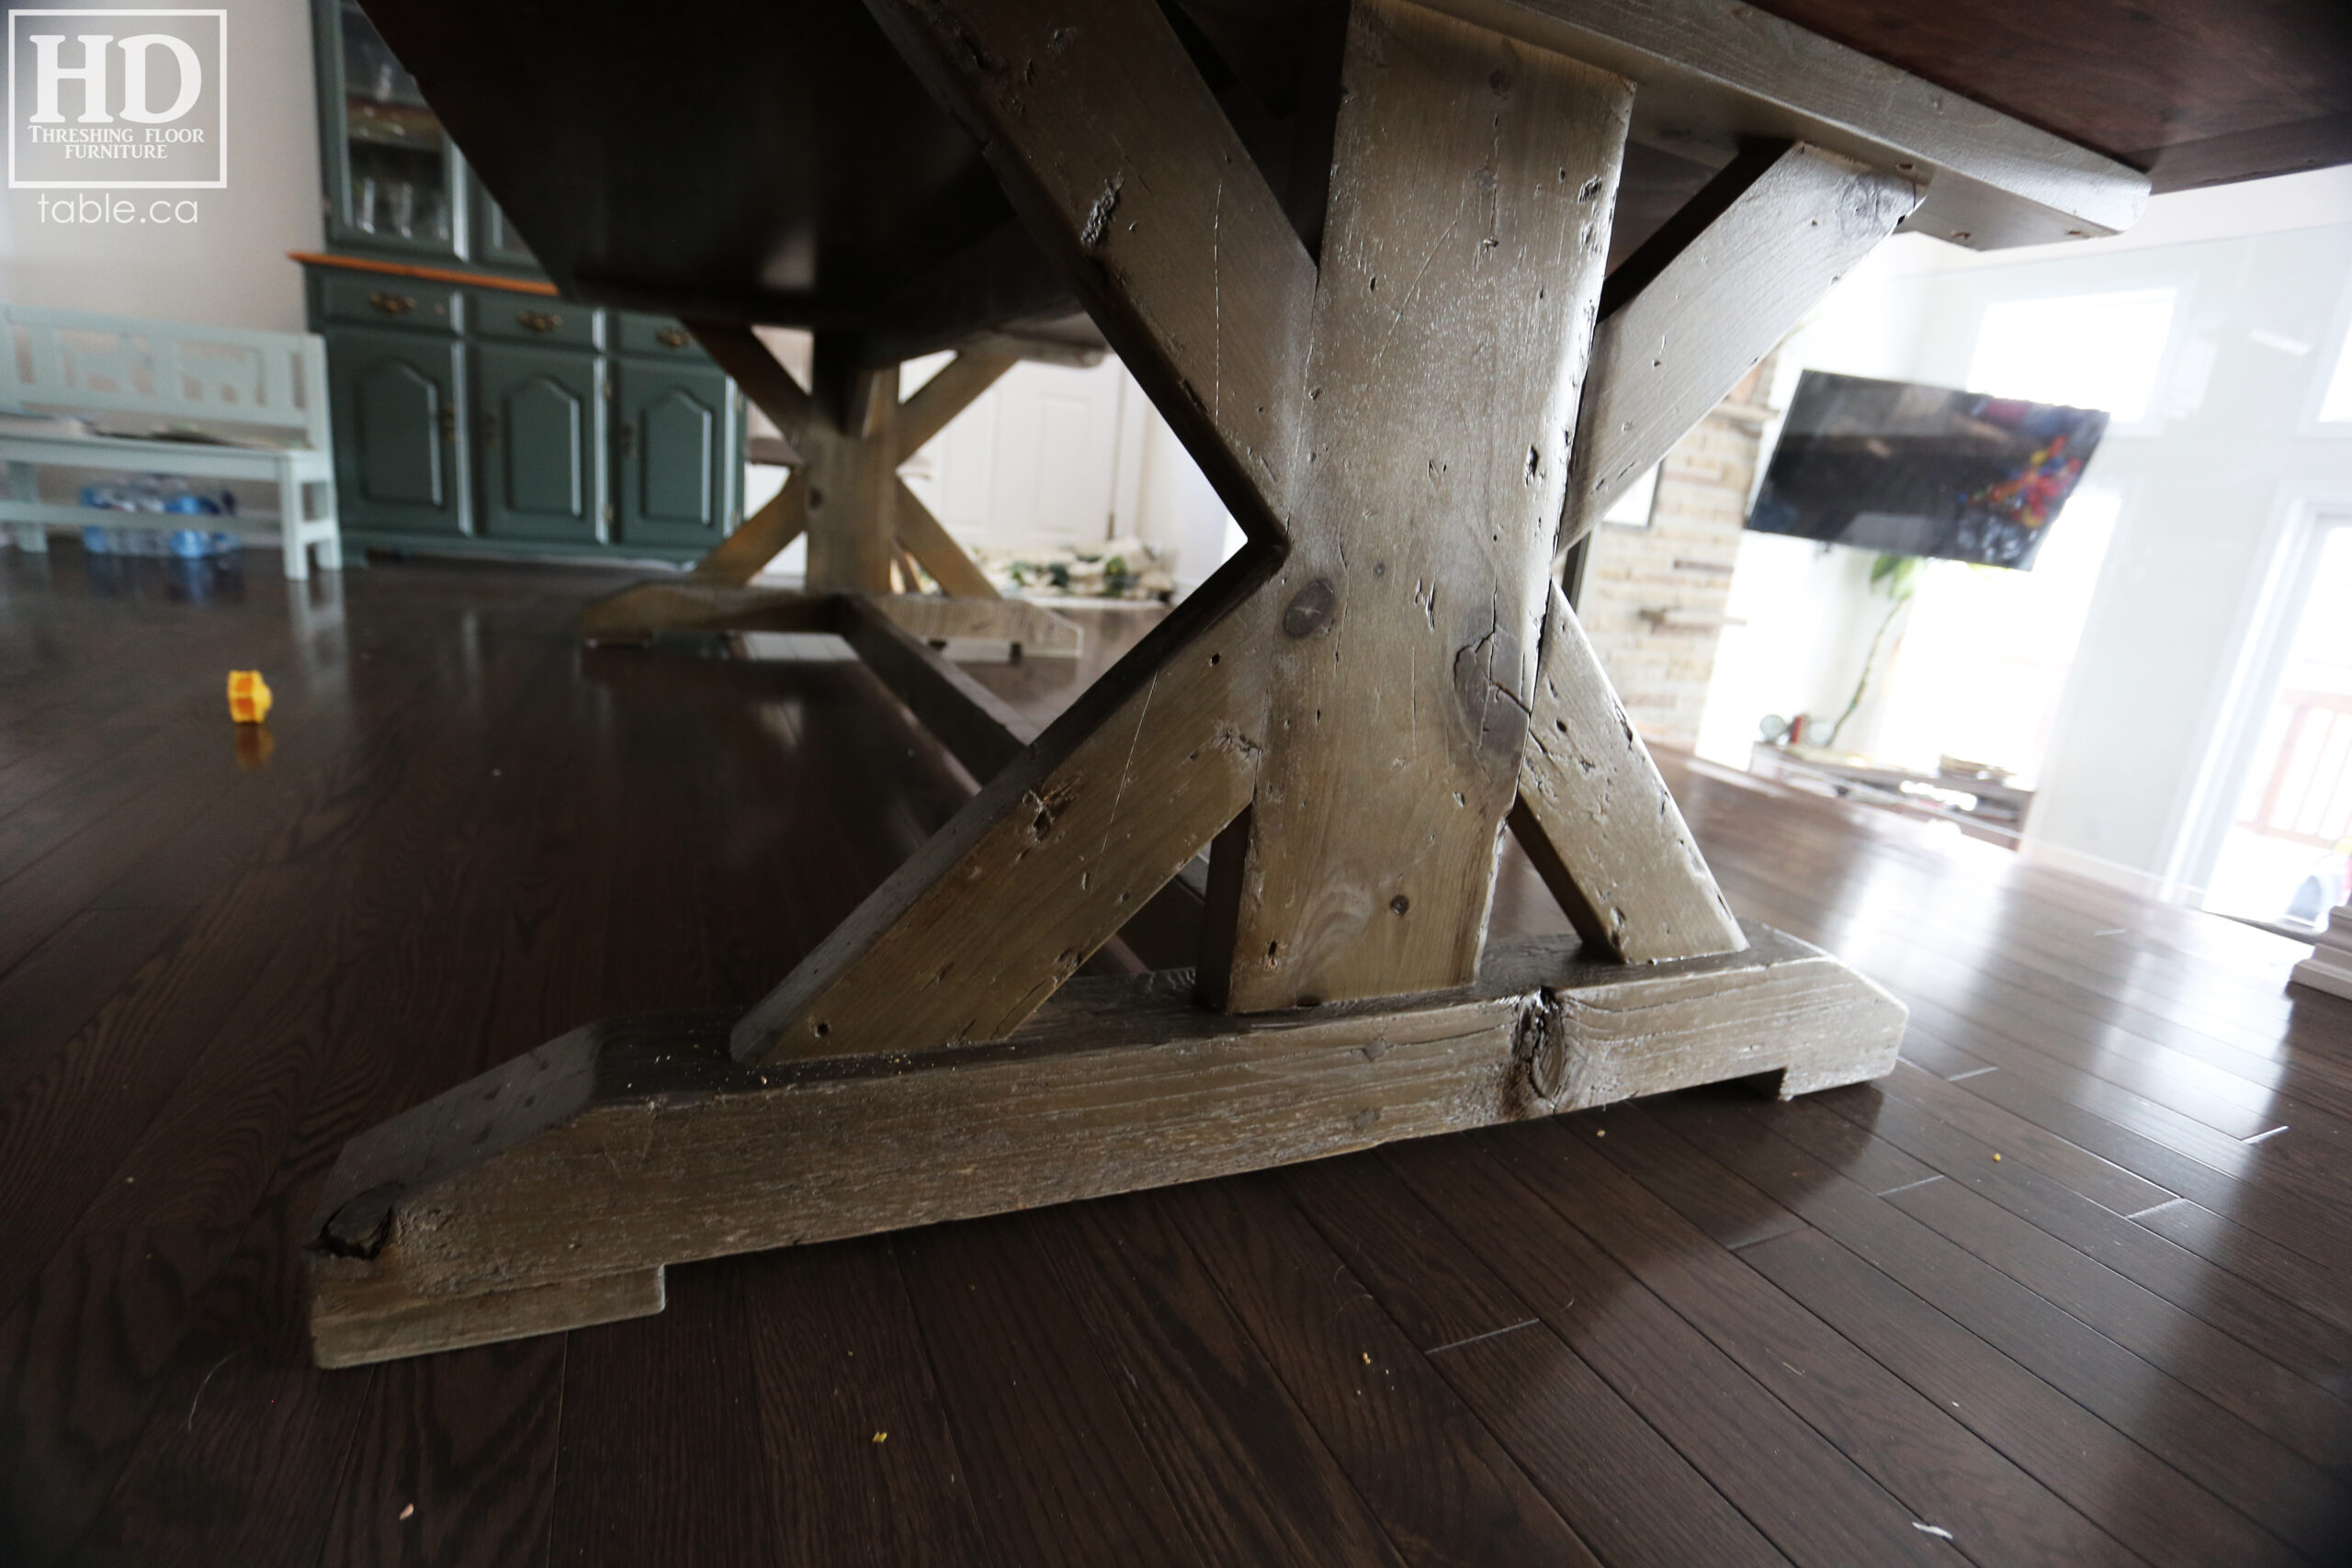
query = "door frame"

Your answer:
(2172, 486), (2352, 902)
